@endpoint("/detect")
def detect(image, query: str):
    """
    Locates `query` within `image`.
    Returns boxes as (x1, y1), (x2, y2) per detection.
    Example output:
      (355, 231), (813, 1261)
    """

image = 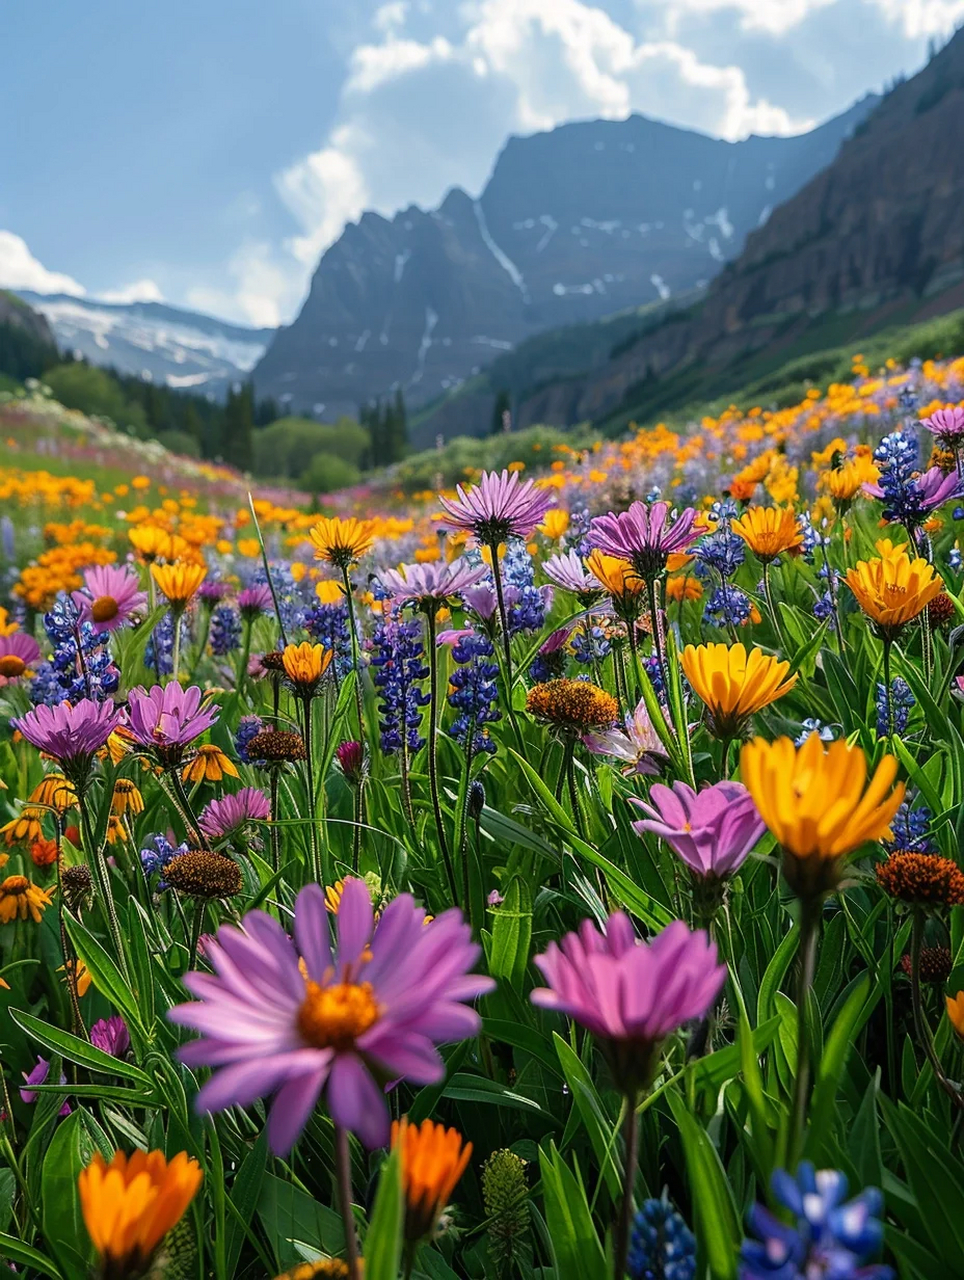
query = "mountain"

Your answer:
(0, 289), (55, 346)
(499, 31), (964, 434)
(18, 293), (273, 398)
(253, 96), (877, 424)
